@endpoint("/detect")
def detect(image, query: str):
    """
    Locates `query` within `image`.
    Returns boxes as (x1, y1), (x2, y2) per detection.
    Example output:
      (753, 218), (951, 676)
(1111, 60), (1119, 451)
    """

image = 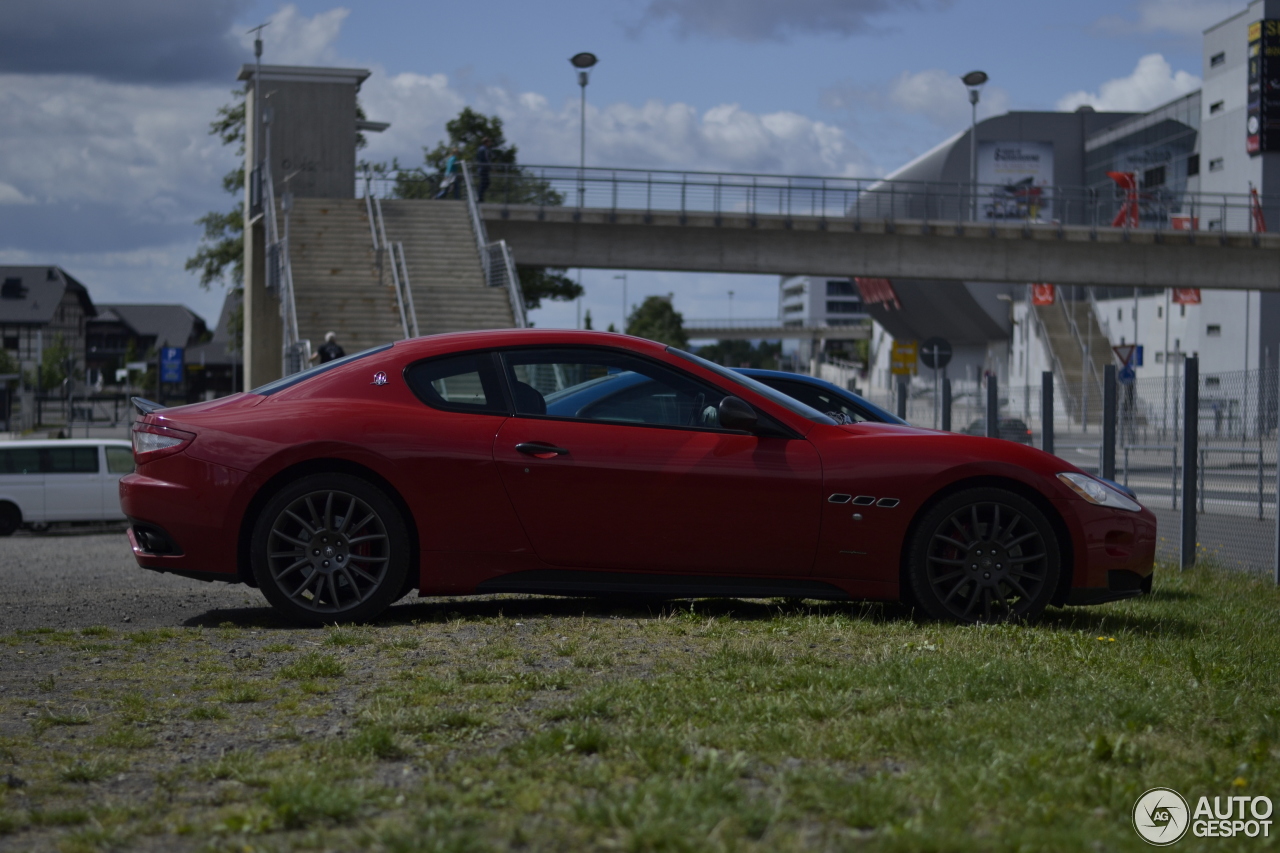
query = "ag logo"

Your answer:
(1133, 787), (1190, 845)
(371, 371), (388, 386)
